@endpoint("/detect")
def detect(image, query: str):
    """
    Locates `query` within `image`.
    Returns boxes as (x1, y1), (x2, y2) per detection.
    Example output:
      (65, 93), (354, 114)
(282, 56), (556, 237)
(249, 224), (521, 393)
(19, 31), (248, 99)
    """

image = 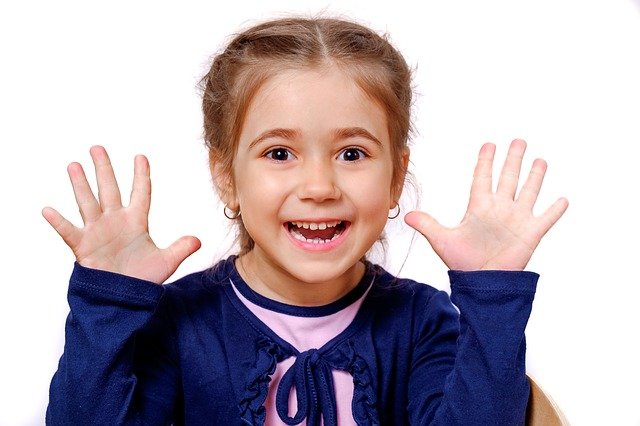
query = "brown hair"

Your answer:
(200, 16), (414, 255)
